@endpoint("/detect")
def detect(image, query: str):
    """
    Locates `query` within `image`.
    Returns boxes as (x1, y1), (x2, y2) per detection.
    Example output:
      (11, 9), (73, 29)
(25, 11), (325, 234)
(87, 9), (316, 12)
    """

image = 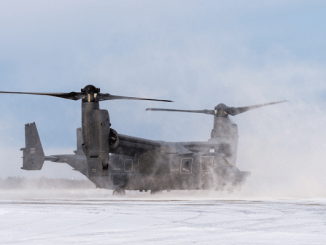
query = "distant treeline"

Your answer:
(0, 177), (96, 189)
